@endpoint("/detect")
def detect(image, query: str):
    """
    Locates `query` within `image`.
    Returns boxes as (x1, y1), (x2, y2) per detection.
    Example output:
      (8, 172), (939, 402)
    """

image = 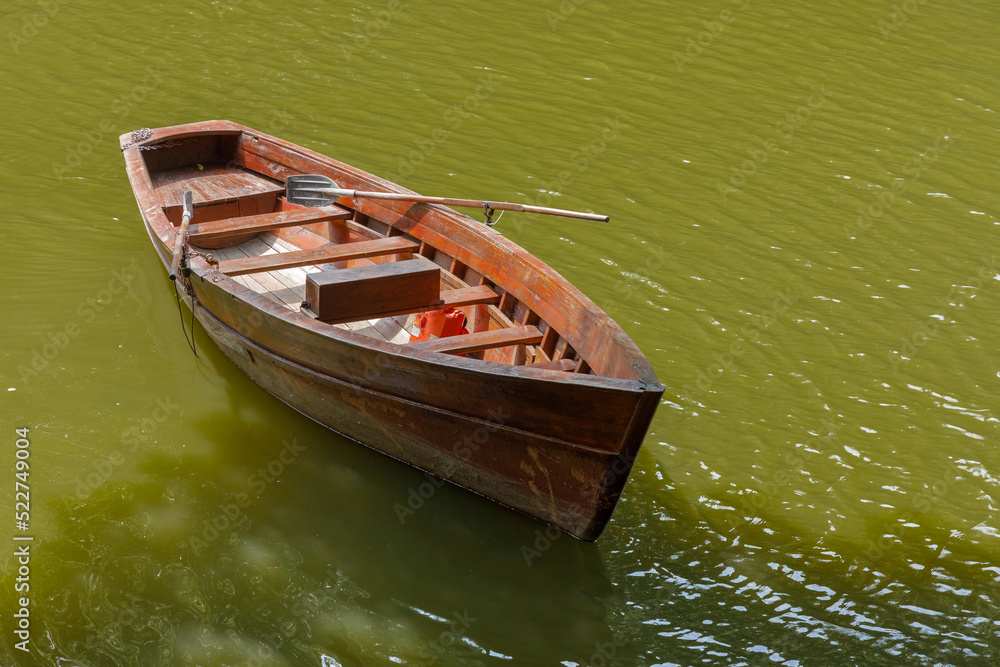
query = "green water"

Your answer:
(2, 0), (1000, 664)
